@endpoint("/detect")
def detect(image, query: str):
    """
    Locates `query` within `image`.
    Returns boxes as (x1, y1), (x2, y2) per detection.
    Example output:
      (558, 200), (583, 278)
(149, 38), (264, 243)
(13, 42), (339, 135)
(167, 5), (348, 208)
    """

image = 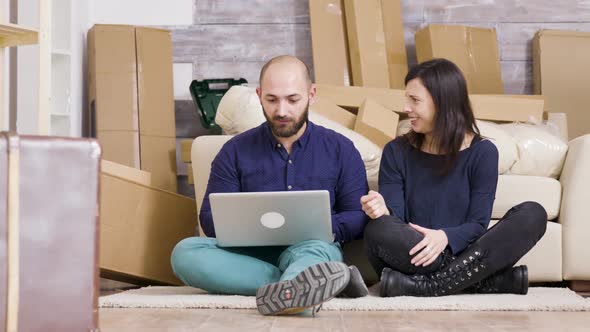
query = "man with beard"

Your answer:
(171, 55), (369, 315)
